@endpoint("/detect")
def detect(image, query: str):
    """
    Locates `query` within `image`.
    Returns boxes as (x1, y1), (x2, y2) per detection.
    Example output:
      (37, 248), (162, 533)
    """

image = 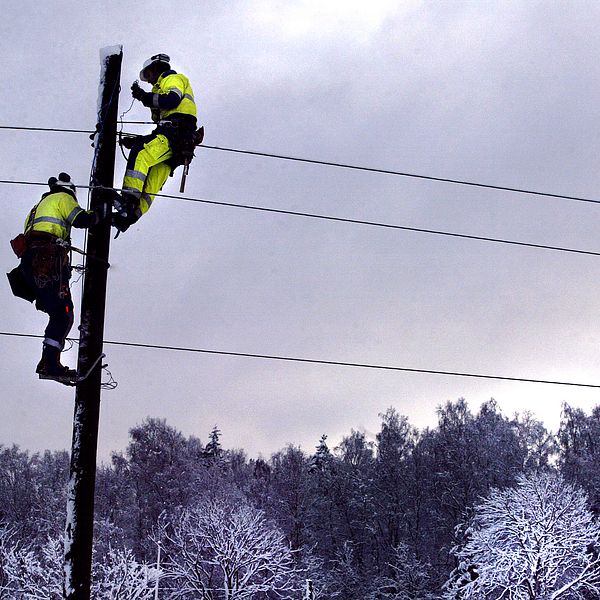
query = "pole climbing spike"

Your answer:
(38, 371), (79, 387)
(73, 353), (107, 385)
